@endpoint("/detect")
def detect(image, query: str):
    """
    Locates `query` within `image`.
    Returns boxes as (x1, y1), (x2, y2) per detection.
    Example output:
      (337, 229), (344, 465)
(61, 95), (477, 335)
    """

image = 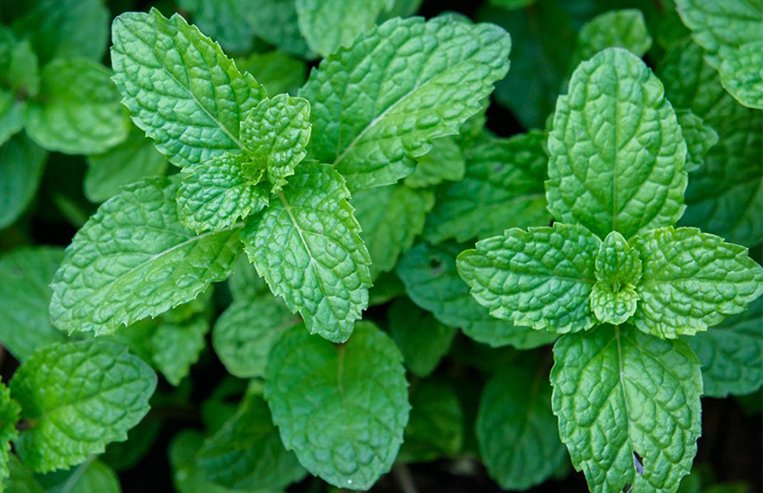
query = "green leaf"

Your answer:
(11, 340), (157, 472)
(150, 315), (210, 386)
(388, 298), (456, 377)
(300, 16), (511, 190)
(631, 227), (763, 338)
(477, 363), (566, 490)
(686, 299), (763, 398)
(25, 58), (129, 155)
(719, 41), (763, 110)
(237, 51), (307, 96)
(675, 109), (718, 173)
(169, 431), (237, 493)
(399, 379), (463, 463)
(0, 382), (20, 487)
(397, 242), (556, 349)
(0, 91), (24, 148)
(50, 178), (242, 335)
(265, 323), (409, 489)
(212, 294), (300, 379)
(352, 184), (434, 279)
(240, 94), (312, 194)
(176, 154), (269, 234)
(245, 0), (312, 58)
(295, 0), (391, 57)
(0, 37), (39, 98)
(197, 393), (305, 490)
(571, 9), (652, 67)
(111, 8), (266, 168)
(546, 48), (687, 239)
(457, 223), (600, 334)
(424, 131), (548, 244)
(0, 247), (65, 361)
(39, 460), (120, 493)
(404, 136), (465, 189)
(242, 163), (371, 343)
(0, 133), (46, 229)
(85, 127), (168, 203)
(227, 254), (268, 301)
(590, 231), (642, 325)
(178, 0), (256, 54)
(10, 0), (109, 64)
(490, 0), (536, 9)
(4, 456), (43, 493)
(551, 326), (702, 493)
